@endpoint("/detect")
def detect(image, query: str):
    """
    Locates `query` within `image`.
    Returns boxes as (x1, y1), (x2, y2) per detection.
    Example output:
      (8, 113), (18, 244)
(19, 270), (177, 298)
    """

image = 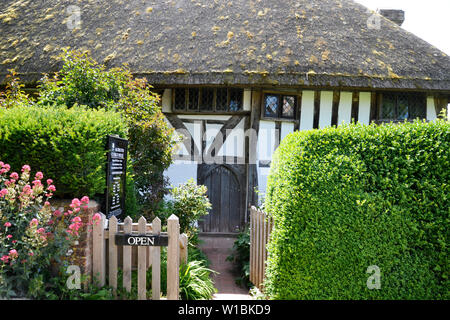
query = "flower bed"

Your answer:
(0, 161), (94, 298)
